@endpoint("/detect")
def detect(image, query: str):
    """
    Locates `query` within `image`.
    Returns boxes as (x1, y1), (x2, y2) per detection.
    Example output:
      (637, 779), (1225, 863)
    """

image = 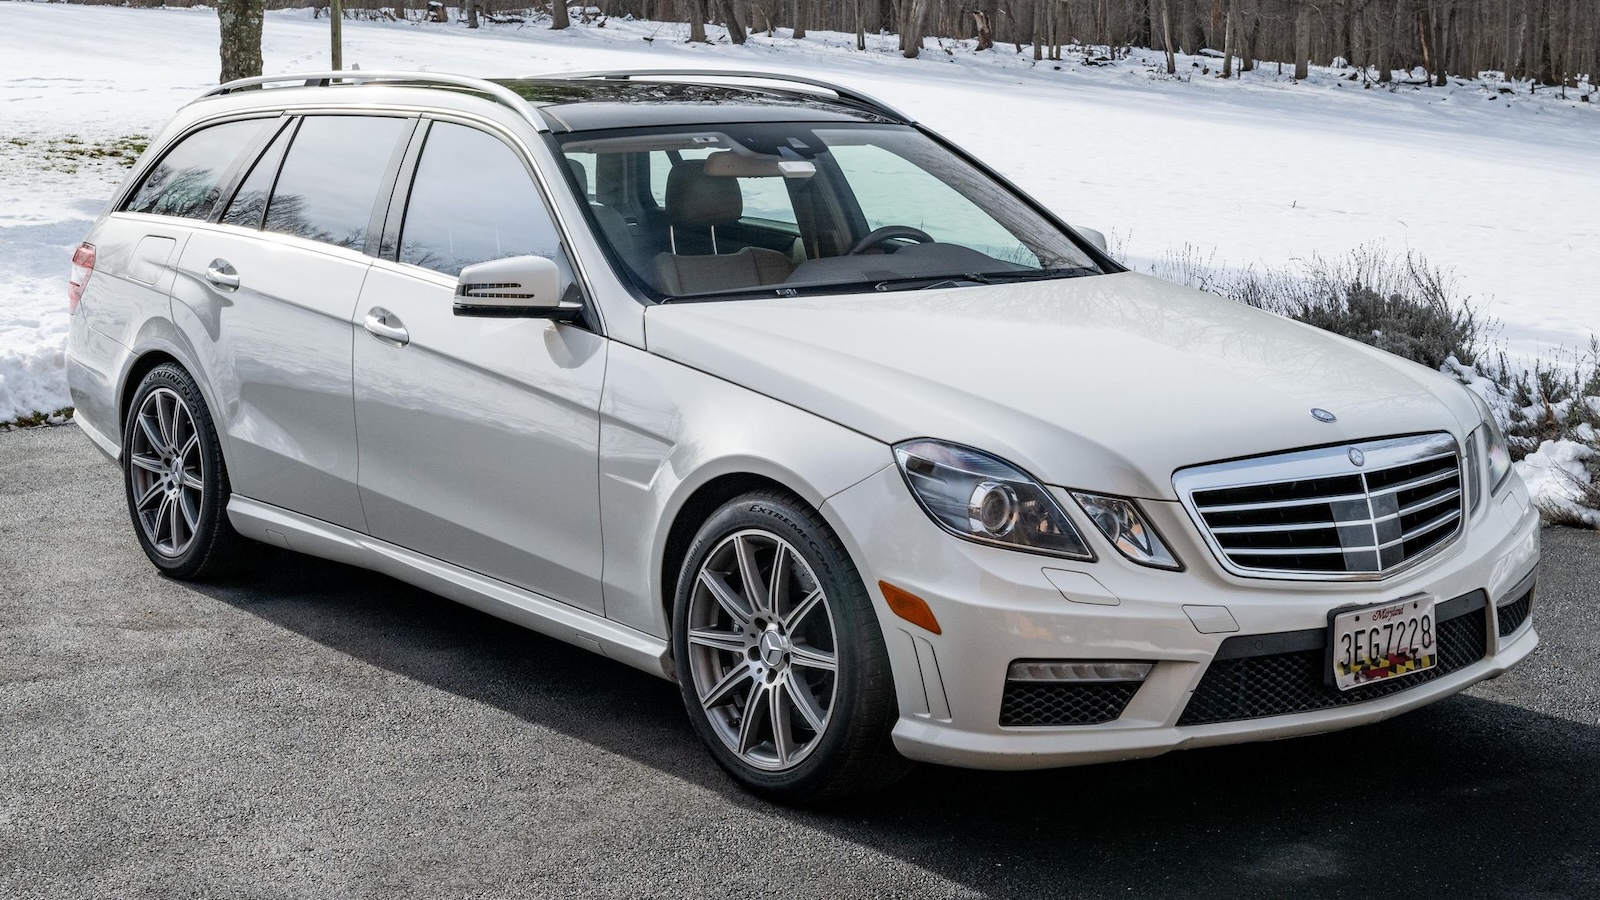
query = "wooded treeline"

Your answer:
(299, 0), (1597, 86)
(127, 0), (1594, 88)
